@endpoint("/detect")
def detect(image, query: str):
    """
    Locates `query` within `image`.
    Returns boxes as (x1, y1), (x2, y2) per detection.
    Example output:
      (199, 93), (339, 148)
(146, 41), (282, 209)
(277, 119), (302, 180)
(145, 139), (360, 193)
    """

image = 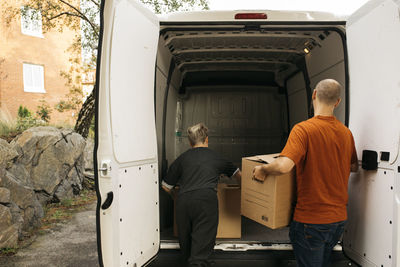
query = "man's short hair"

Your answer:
(315, 79), (342, 105)
(187, 123), (208, 146)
